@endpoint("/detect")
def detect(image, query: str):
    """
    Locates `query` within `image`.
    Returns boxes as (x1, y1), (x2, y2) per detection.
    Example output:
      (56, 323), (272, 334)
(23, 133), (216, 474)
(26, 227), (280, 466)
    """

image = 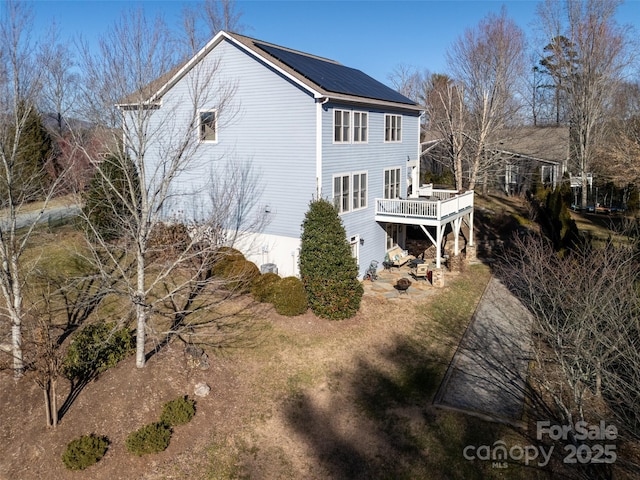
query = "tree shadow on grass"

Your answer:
(282, 328), (541, 480)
